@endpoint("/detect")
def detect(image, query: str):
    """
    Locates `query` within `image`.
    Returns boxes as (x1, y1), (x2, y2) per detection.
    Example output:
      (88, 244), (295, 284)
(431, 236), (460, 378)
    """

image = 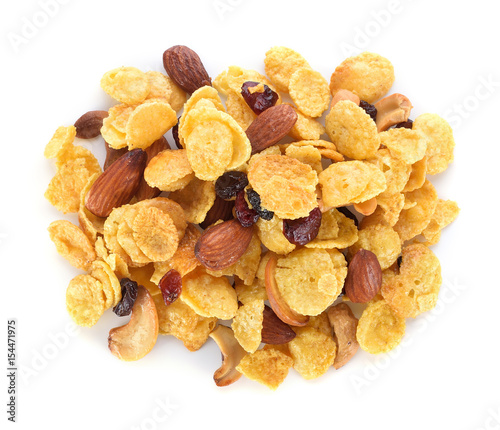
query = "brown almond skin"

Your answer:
(195, 219), (253, 270)
(163, 45), (211, 94)
(199, 196), (235, 230)
(74, 110), (108, 139)
(104, 141), (128, 171)
(135, 136), (170, 201)
(327, 303), (359, 370)
(245, 104), (298, 154)
(345, 249), (382, 303)
(261, 305), (296, 344)
(85, 148), (147, 218)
